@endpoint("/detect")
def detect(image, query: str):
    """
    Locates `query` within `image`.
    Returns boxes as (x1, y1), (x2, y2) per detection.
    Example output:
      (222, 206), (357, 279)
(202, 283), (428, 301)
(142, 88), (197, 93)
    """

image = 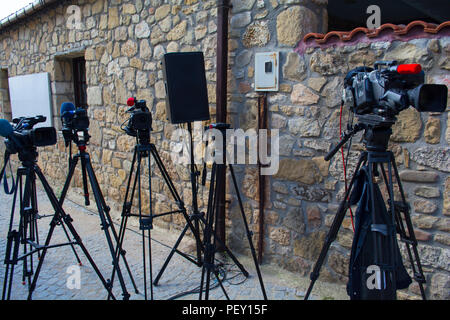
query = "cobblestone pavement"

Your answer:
(0, 185), (348, 300)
